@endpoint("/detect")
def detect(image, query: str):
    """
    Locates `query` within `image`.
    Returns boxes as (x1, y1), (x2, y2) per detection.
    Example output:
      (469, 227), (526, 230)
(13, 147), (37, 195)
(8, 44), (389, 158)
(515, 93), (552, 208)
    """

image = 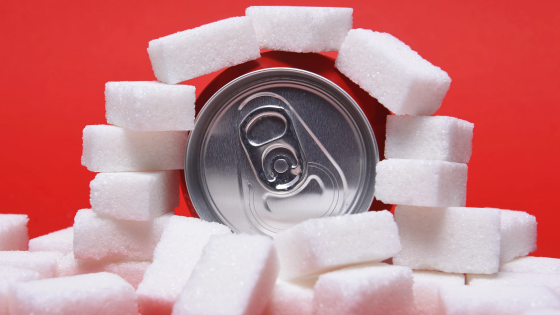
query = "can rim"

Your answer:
(185, 67), (379, 231)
